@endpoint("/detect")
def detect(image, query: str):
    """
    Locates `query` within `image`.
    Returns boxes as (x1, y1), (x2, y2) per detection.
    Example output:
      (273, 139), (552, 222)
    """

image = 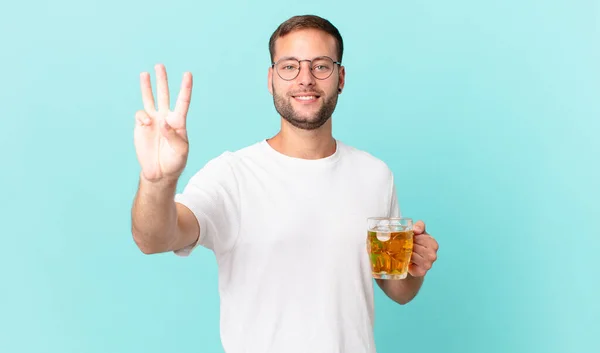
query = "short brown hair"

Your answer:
(269, 15), (344, 63)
